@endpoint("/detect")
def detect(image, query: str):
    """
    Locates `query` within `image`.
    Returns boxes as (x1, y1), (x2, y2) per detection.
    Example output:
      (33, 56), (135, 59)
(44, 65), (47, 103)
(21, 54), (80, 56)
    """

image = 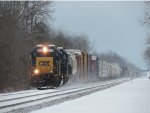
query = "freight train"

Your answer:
(30, 44), (135, 89)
